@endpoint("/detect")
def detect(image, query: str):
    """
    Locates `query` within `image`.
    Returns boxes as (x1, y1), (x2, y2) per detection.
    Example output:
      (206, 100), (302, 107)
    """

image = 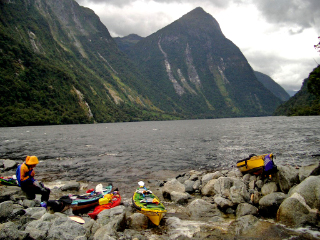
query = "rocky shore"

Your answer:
(1, 159), (320, 240)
